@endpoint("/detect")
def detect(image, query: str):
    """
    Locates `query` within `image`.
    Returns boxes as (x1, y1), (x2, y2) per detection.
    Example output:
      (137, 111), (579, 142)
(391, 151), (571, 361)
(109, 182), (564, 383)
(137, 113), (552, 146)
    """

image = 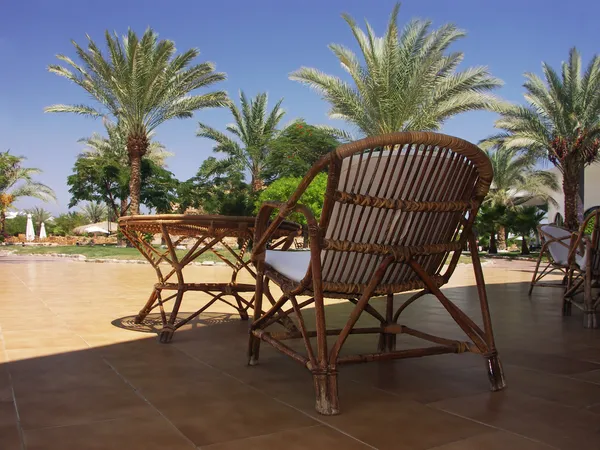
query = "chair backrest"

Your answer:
(539, 224), (572, 265)
(582, 210), (600, 276)
(315, 132), (492, 291)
